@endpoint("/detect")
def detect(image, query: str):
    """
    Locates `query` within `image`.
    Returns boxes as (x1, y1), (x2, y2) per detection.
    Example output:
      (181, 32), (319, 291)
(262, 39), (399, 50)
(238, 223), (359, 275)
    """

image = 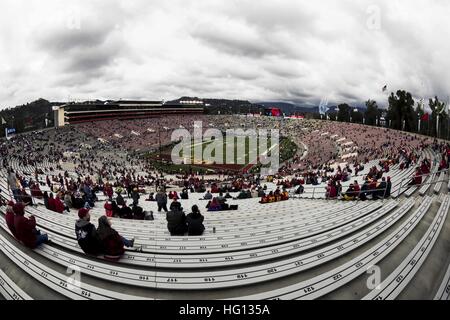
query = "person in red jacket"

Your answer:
(54, 195), (65, 214)
(5, 201), (17, 237)
(96, 216), (134, 260)
(48, 193), (56, 212)
(13, 202), (49, 249)
(104, 201), (113, 217)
